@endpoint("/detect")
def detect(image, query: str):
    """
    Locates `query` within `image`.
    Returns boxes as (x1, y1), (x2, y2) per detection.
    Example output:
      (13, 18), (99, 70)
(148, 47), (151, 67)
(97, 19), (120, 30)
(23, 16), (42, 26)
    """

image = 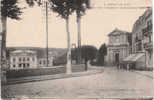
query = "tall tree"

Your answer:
(51, 0), (74, 74)
(1, 0), (42, 67)
(97, 43), (107, 65)
(1, 0), (22, 69)
(73, 0), (90, 64)
(81, 45), (97, 70)
(71, 45), (97, 70)
(1, 0), (41, 84)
